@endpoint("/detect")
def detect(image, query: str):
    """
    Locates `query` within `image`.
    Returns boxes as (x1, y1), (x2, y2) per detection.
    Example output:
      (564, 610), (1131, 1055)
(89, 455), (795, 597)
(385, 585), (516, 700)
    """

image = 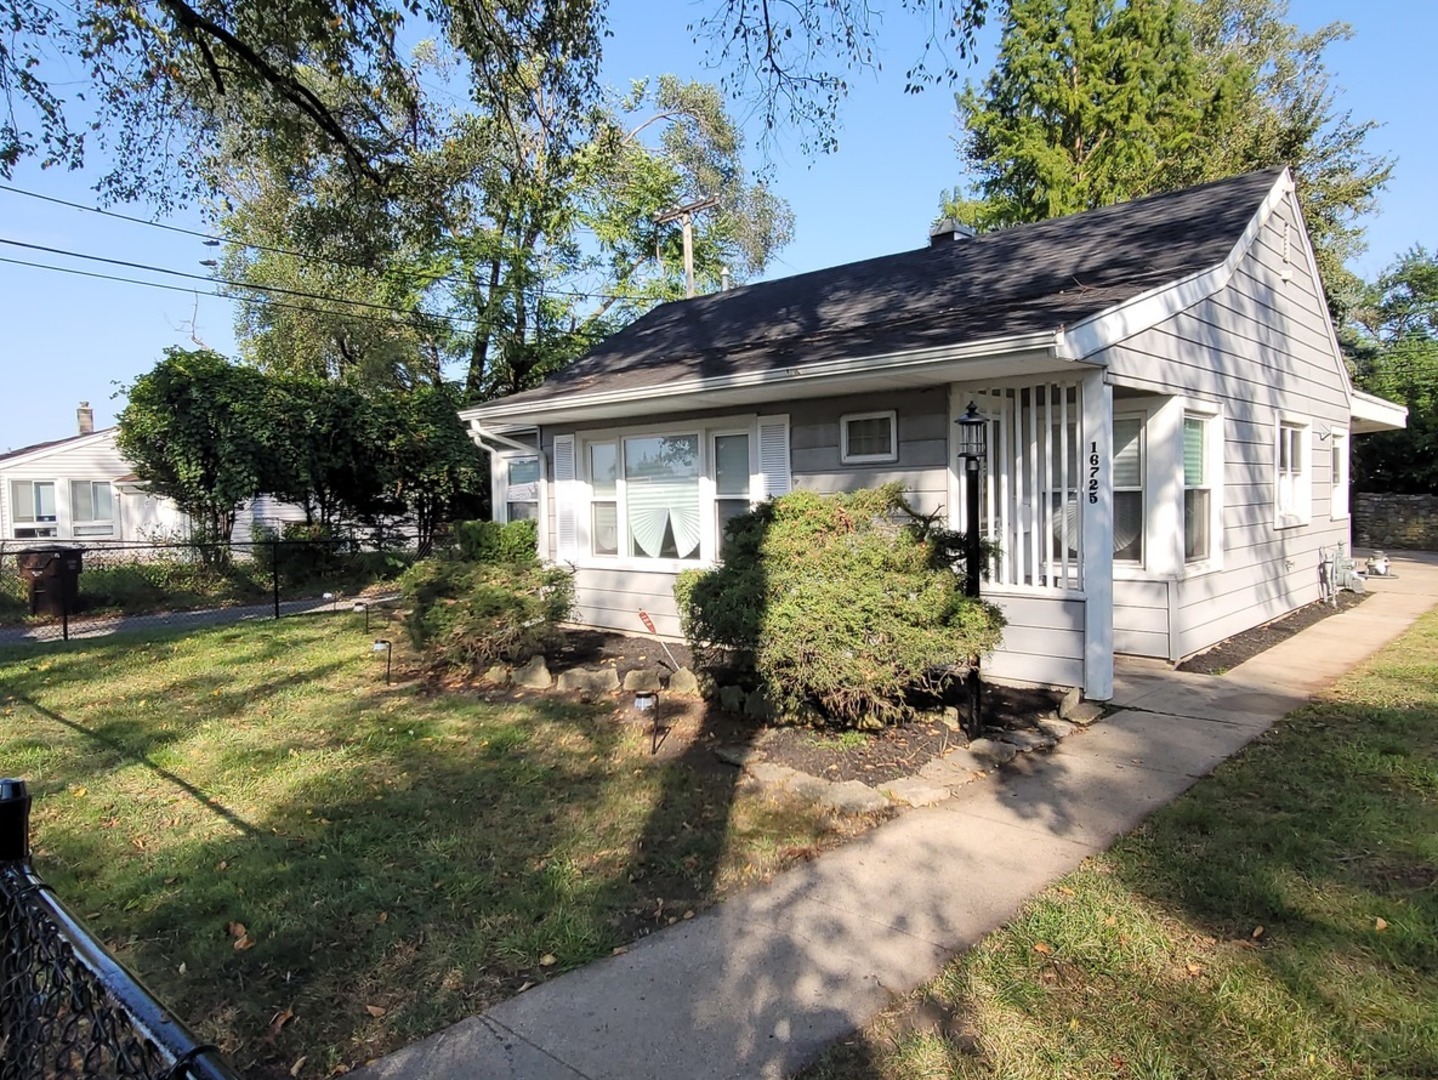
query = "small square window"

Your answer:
(840, 411), (897, 464)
